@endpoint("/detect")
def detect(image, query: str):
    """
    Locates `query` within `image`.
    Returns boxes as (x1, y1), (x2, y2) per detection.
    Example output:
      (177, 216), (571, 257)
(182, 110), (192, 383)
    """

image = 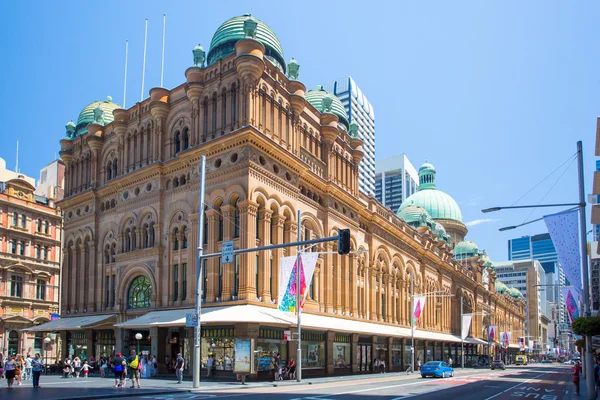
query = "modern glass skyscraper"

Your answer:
(374, 154), (418, 213)
(508, 233), (566, 326)
(327, 77), (375, 194)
